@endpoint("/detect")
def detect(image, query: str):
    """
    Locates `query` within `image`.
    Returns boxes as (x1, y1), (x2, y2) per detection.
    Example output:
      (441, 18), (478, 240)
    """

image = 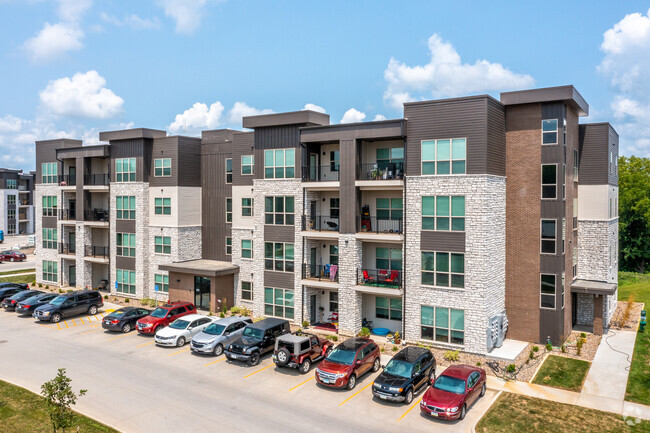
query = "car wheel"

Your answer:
(347, 374), (356, 390)
(51, 313), (61, 323)
(155, 325), (164, 335)
(9, 258), (14, 262)
(299, 359), (311, 374)
(177, 337), (186, 347)
(459, 404), (467, 420)
(276, 347), (291, 366)
(88, 305), (98, 315)
(213, 344), (224, 357)
(121, 323), (131, 333)
(404, 388), (413, 405)
(372, 357), (380, 372)
(429, 368), (436, 384)
(480, 382), (486, 397)
(249, 352), (260, 366)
